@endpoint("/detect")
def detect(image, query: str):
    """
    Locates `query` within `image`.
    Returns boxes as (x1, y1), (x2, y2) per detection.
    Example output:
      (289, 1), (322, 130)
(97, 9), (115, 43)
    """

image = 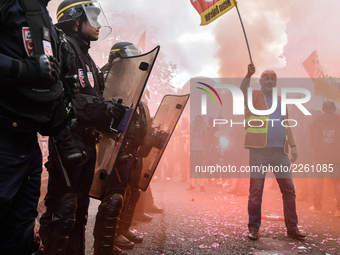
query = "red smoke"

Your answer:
(214, 0), (293, 78)
(214, 0), (340, 79)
